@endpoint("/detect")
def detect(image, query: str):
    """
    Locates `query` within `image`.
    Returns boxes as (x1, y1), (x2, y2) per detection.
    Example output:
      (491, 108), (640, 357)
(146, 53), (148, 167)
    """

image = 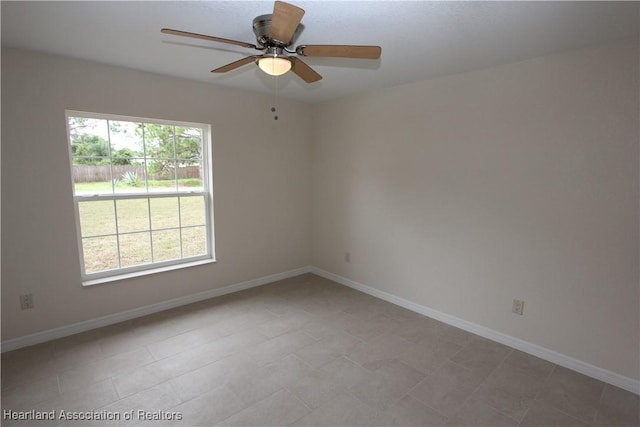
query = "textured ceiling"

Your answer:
(2, 1), (638, 103)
